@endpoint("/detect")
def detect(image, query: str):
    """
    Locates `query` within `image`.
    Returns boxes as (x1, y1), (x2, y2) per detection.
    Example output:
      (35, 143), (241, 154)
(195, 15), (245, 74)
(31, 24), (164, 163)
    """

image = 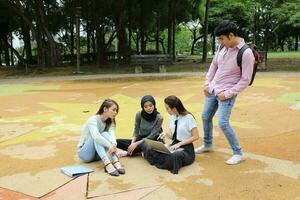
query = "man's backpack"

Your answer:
(219, 44), (259, 86)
